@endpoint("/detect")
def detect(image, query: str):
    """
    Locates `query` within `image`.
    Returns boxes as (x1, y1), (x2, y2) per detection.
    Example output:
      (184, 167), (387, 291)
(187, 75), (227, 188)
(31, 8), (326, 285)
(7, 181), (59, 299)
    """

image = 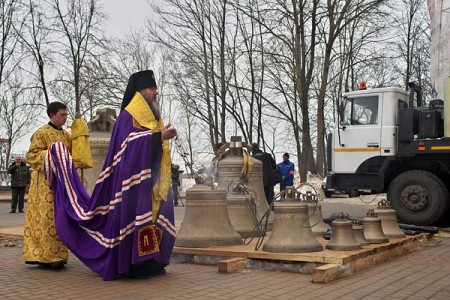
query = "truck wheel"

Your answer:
(387, 170), (449, 225)
(348, 189), (359, 198)
(324, 191), (333, 198)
